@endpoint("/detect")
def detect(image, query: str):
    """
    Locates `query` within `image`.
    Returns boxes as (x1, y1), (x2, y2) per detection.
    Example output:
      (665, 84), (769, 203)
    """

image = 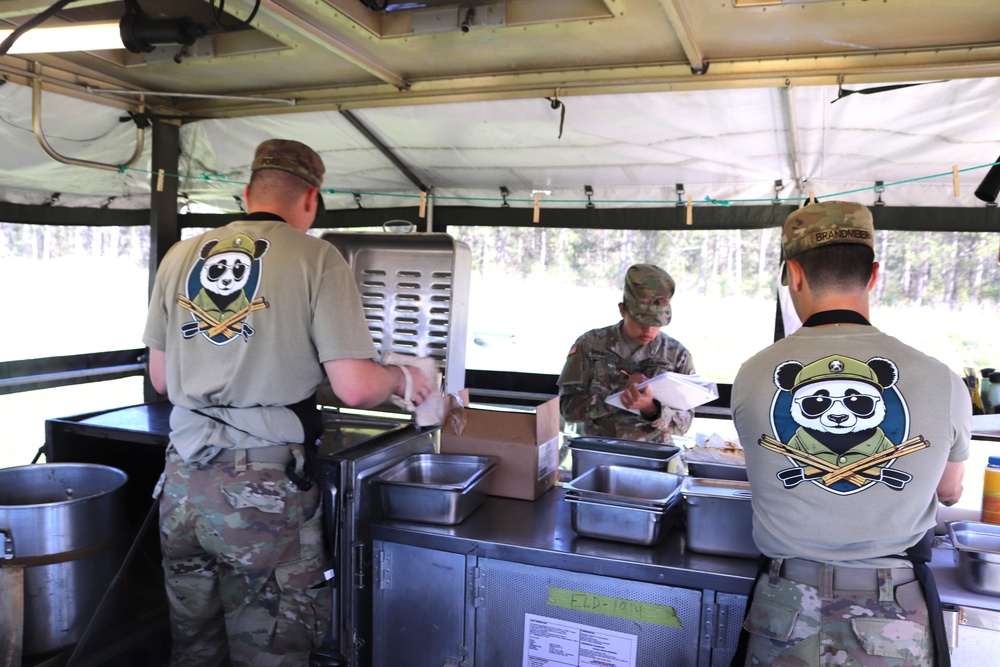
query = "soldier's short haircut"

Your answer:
(794, 243), (875, 294)
(247, 168), (313, 206)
